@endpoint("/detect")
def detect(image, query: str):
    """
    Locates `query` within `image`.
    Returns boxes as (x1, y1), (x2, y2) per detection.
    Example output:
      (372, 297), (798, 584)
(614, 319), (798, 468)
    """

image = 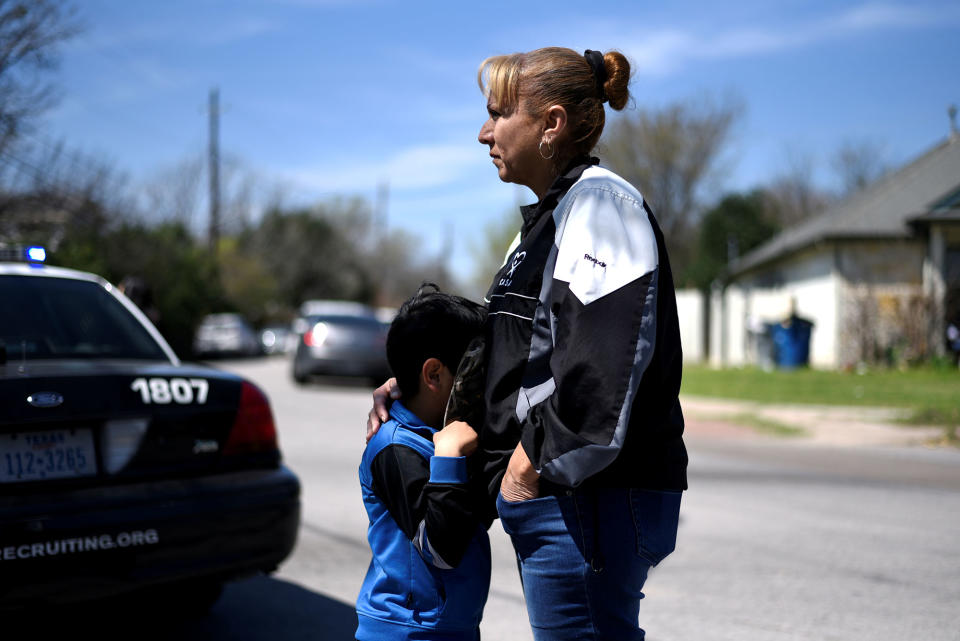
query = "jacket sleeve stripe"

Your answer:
(516, 377), (556, 423)
(487, 292), (538, 301)
(488, 310), (535, 321)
